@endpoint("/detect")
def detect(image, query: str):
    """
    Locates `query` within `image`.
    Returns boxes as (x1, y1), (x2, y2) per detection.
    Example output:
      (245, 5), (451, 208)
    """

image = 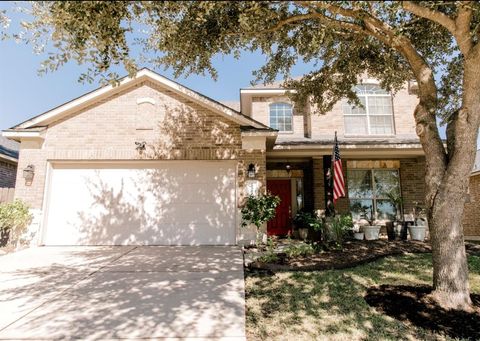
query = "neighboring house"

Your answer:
(0, 69), (436, 246)
(0, 136), (19, 188)
(463, 150), (480, 239)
